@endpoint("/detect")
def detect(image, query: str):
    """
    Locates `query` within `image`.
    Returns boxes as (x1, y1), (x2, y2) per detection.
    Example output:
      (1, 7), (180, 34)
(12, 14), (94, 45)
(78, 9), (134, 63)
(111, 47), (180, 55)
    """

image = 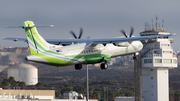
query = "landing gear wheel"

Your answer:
(133, 56), (138, 60)
(133, 53), (138, 60)
(75, 64), (82, 70)
(100, 63), (108, 70)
